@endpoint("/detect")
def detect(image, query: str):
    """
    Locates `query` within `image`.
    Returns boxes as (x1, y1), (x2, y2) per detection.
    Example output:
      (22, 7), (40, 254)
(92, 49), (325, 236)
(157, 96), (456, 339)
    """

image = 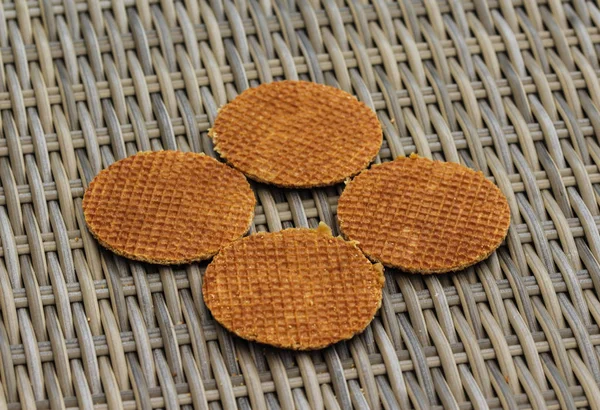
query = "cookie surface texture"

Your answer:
(82, 151), (256, 264)
(203, 224), (385, 349)
(210, 80), (382, 188)
(337, 155), (511, 274)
